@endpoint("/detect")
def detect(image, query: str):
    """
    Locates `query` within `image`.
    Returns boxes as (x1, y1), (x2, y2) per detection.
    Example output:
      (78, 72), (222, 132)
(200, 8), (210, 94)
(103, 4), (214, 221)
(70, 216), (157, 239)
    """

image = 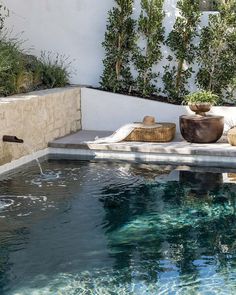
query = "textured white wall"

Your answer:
(4, 0), (210, 88)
